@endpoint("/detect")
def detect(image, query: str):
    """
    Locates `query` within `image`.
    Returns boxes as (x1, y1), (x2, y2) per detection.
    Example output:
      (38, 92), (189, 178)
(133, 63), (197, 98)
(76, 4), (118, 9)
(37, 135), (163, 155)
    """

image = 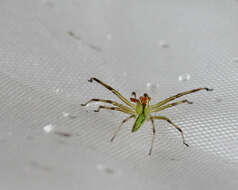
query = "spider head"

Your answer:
(139, 93), (151, 105)
(133, 93), (151, 115)
(134, 93), (151, 115)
